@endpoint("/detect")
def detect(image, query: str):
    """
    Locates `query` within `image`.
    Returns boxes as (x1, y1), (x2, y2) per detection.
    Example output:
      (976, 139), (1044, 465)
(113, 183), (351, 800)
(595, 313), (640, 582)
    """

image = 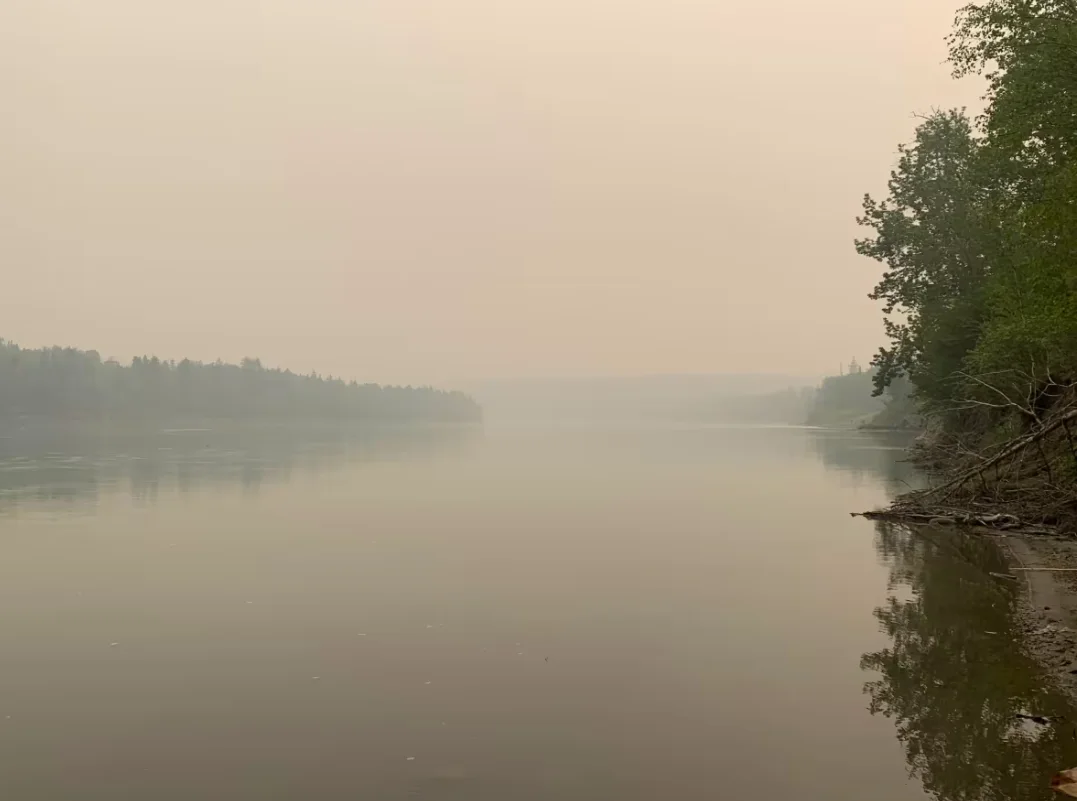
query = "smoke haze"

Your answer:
(2, 0), (979, 385)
